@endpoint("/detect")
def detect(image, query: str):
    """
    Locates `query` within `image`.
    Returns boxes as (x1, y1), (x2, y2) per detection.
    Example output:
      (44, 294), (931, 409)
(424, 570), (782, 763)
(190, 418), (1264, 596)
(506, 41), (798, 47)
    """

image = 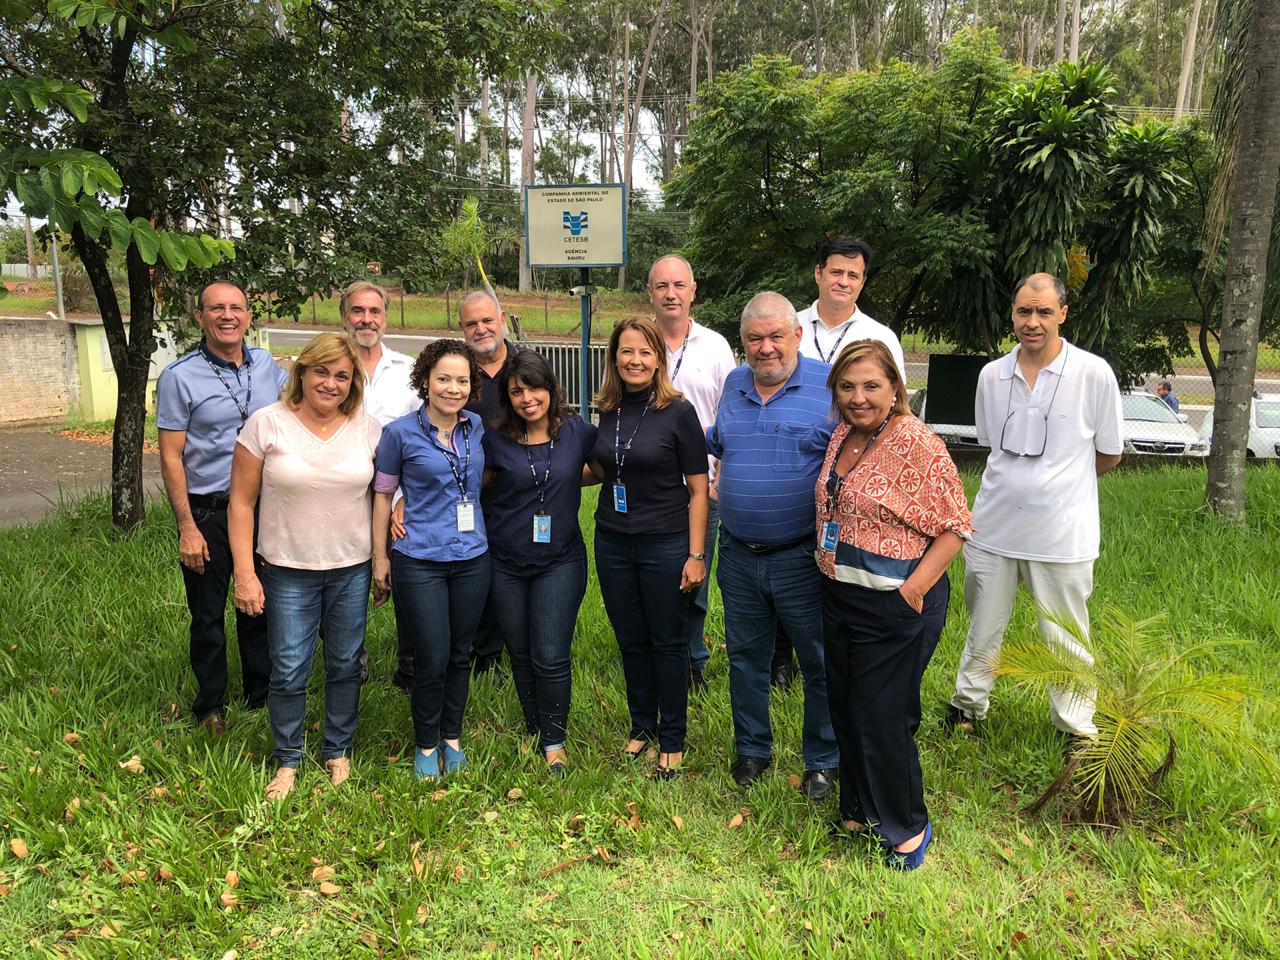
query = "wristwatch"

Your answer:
(688, 552), (706, 561)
